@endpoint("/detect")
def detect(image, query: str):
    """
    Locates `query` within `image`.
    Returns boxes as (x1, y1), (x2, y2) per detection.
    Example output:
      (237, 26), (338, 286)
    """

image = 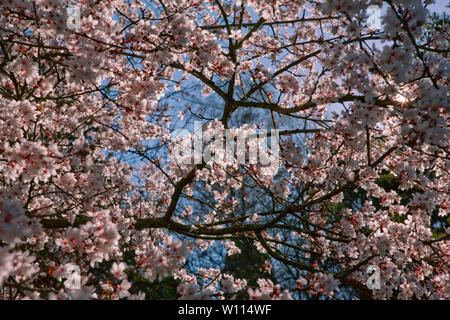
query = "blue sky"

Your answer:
(429, 0), (450, 14)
